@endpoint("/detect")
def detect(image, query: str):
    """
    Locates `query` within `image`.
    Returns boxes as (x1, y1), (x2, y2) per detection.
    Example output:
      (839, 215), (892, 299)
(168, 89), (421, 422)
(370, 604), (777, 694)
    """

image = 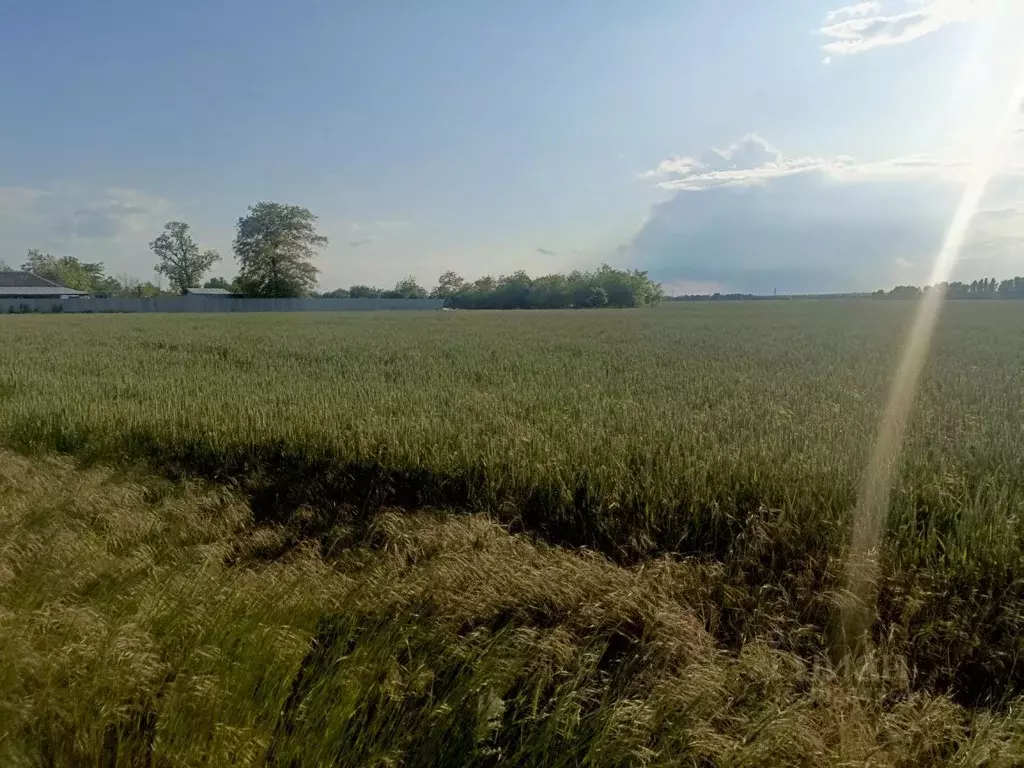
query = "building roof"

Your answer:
(0, 271), (89, 297)
(0, 270), (70, 289)
(185, 287), (234, 296)
(0, 286), (90, 297)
